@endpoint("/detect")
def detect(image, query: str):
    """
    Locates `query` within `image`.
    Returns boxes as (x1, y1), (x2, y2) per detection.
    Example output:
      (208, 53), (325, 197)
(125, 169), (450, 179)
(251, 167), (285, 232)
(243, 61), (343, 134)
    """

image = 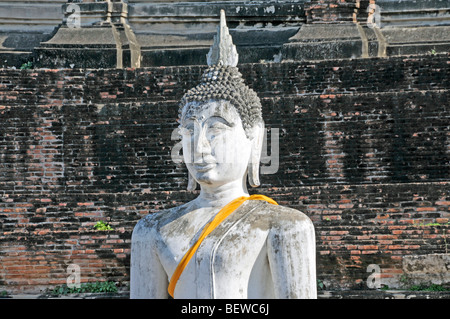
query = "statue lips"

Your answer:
(193, 161), (216, 172)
